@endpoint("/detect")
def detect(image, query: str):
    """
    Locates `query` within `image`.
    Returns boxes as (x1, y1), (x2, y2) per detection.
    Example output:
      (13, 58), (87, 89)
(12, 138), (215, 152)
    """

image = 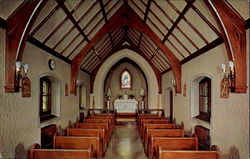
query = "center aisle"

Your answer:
(105, 121), (147, 159)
